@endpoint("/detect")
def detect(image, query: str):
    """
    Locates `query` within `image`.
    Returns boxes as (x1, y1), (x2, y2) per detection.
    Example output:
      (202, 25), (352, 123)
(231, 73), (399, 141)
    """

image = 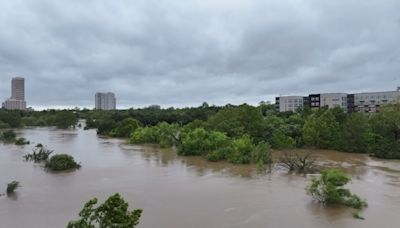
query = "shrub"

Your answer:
(6, 181), (20, 194)
(178, 128), (230, 156)
(308, 169), (367, 209)
(110, 118), (140, 138)
(270, 131), (296, 149)
(206, 146), (232, 162)
(54, 111), (78, 129)
(97, 119), (117, 135)
(157, 122), (180, 148)
(227, 135), (255, 164)
(130, 127), (159, 144)
(370, 137), (400, 159)
(303, 110), (340, 149)
(1, 130), (16, 142)
(67, 193), (142, 228)
(45, 154), (81, 171)
(252, 141), (273, 164)
(15, 137), (30, 145)
(0, 120), (10, 129)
